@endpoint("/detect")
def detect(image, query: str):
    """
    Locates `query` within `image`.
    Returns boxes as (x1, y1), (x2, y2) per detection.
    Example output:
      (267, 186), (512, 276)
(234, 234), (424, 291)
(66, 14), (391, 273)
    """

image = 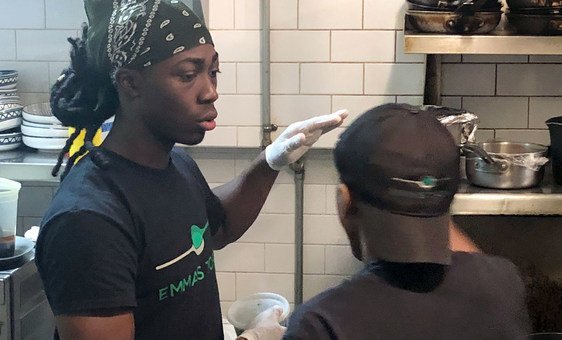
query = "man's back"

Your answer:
(284, 252), (530, 340)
